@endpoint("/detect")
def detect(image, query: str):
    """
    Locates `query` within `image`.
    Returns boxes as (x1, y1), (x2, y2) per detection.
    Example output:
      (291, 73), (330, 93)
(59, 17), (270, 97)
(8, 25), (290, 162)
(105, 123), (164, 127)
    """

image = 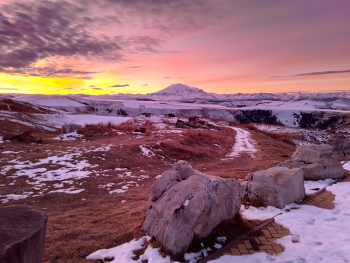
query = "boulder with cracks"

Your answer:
(243, 166), (305, 209)
(279, 144), (344, 180)
(142, 160), (243, 255)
